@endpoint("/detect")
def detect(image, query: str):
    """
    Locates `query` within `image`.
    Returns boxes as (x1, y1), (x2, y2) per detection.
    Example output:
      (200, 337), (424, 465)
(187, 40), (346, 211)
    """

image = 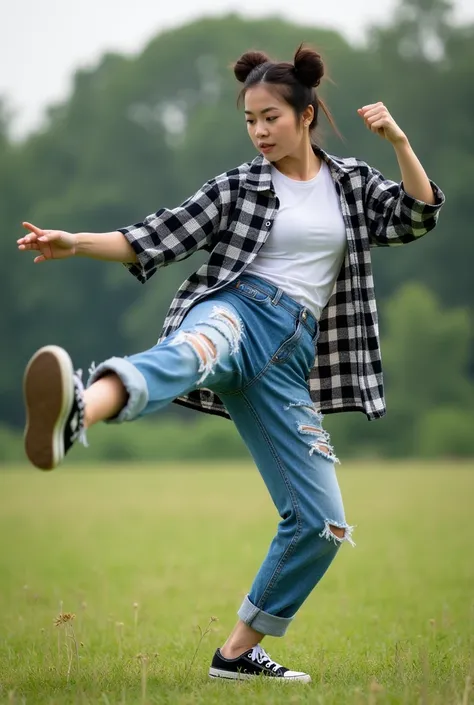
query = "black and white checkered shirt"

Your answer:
(119, 147), (445, 421)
